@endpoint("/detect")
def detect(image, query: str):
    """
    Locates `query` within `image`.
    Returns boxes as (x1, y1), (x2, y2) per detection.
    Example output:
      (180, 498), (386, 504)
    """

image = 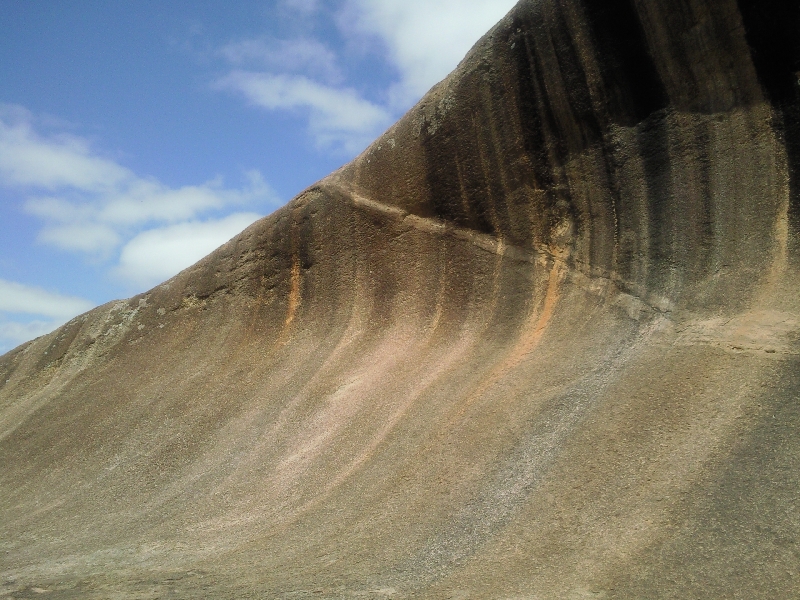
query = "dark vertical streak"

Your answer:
(638, 112), (673, 295)
(736, 0), (800, 104)
(695, 121), (716, 281)
(737, 0), (800, 258)
(471, 105), (504, 237)
(420, 92), (496, 235)
(510, 9), (593, 254)
(547, 2), (603, 152)
(512, 17), (564, 184)
(582, 0), (669, 124)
